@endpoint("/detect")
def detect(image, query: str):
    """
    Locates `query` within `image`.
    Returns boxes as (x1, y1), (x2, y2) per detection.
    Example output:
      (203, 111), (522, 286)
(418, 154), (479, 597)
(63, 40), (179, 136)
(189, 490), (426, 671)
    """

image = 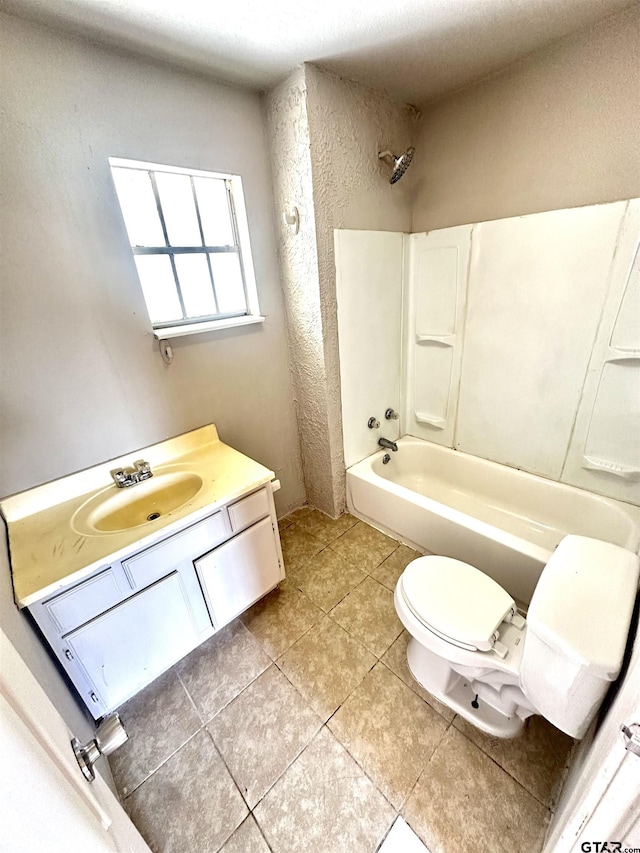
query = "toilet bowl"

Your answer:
(394, 536), (639, 738)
